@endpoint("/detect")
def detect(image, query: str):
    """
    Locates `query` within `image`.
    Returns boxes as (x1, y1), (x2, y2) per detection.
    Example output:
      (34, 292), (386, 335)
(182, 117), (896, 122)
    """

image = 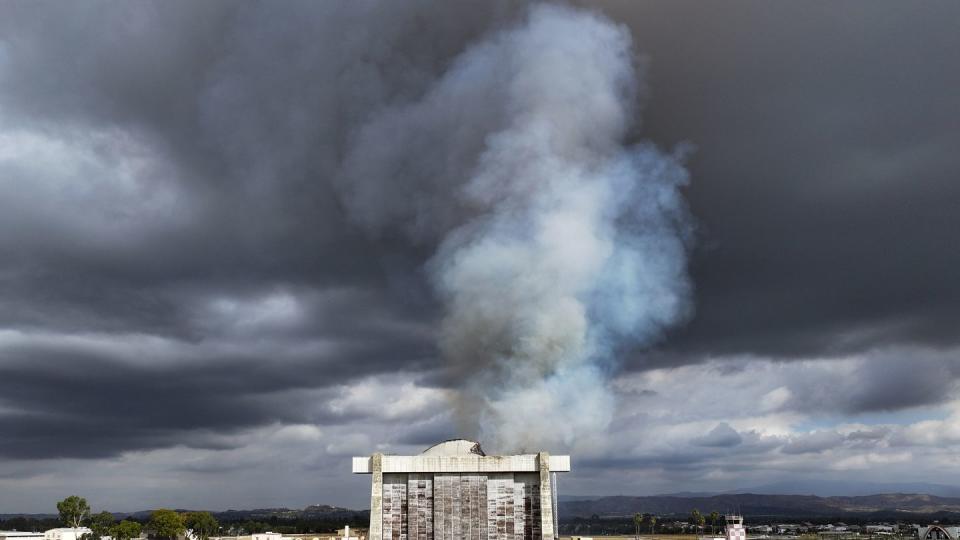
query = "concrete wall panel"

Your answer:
(359, 443), (565, 540)
(383, 473), (408, 540)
